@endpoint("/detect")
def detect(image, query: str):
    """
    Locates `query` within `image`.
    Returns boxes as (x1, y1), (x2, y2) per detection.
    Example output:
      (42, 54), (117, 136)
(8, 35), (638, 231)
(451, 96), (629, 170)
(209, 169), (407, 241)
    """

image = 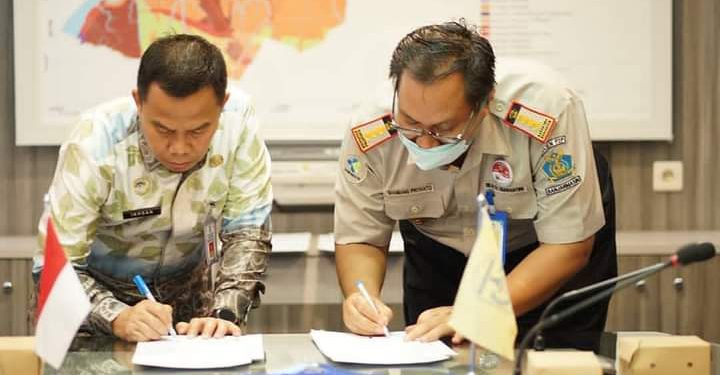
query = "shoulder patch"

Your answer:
(541, 135), (566, 154)
(542, 148), (575, 182)
(351, 114), (396, 153)
(545, 176), (582, 196)
(343, 155), (367, 183)
(503, 101), (557, 143)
